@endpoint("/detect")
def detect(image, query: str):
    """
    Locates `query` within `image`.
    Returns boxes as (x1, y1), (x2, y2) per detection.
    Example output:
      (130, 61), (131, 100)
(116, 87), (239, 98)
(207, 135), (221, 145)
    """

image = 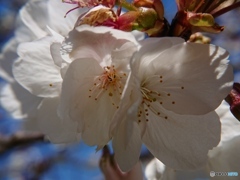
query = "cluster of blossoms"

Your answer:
(0, 0), (239, 174)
